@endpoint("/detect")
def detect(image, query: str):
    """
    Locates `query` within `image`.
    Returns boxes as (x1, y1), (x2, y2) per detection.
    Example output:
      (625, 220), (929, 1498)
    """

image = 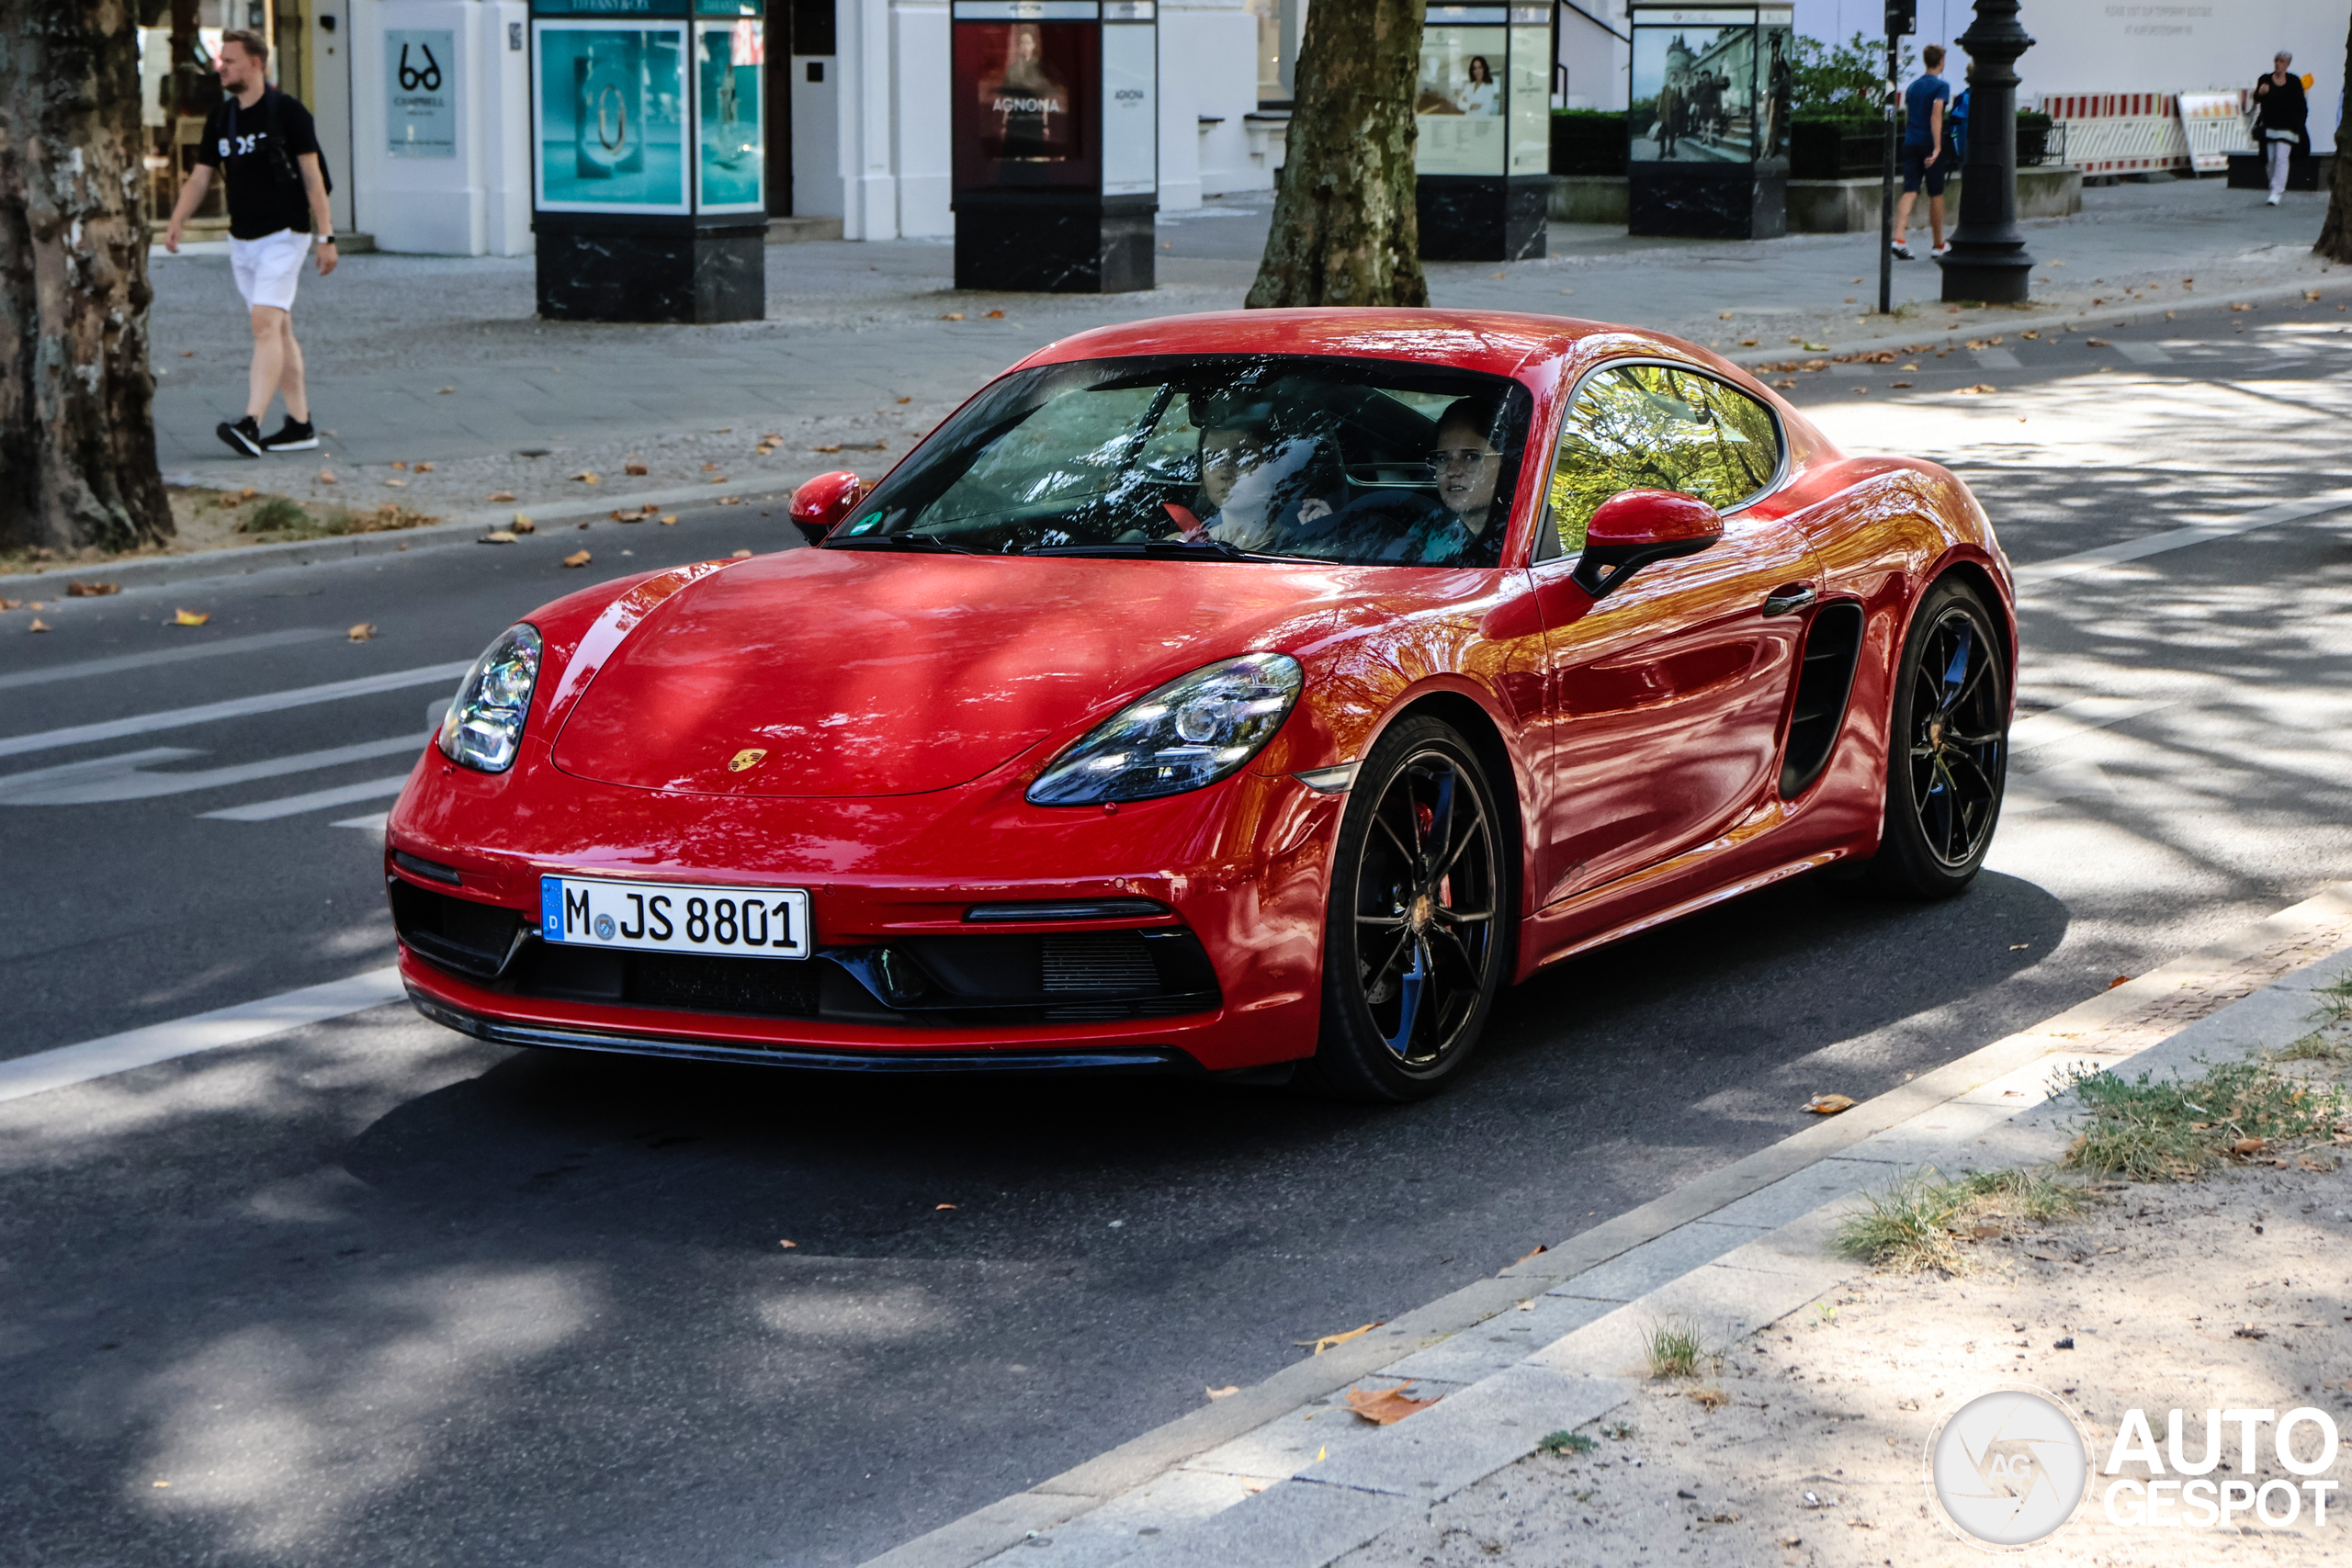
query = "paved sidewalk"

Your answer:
(863, 886), (2352, 1568)
(141, 176), (2338, 521)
